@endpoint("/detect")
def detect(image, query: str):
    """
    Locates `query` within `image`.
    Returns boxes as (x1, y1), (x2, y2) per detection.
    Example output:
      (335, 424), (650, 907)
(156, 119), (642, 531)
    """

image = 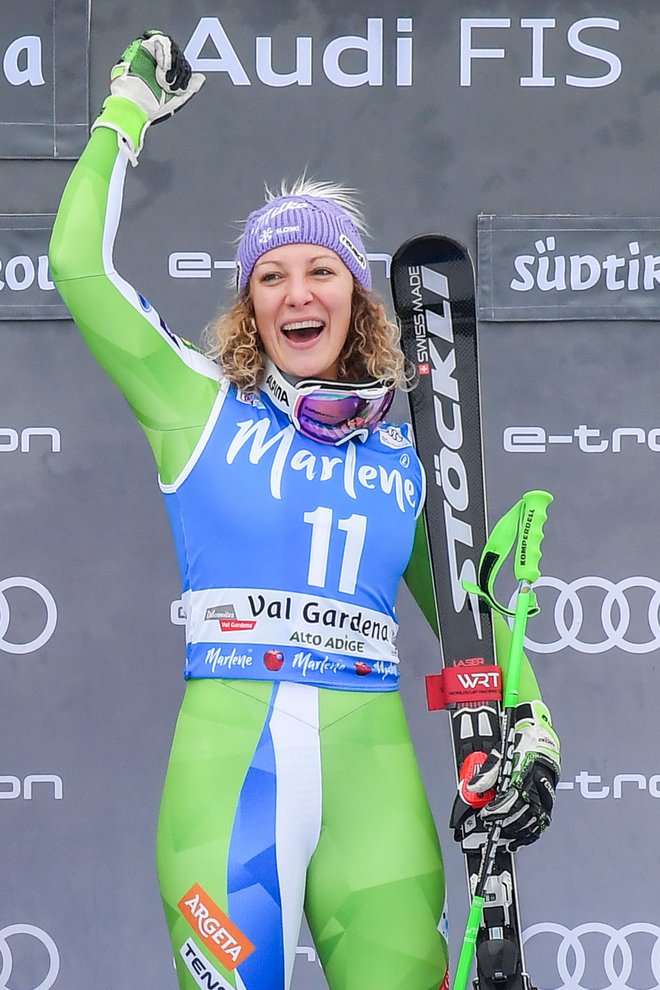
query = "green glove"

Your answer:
(92, 30), (205, 164)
